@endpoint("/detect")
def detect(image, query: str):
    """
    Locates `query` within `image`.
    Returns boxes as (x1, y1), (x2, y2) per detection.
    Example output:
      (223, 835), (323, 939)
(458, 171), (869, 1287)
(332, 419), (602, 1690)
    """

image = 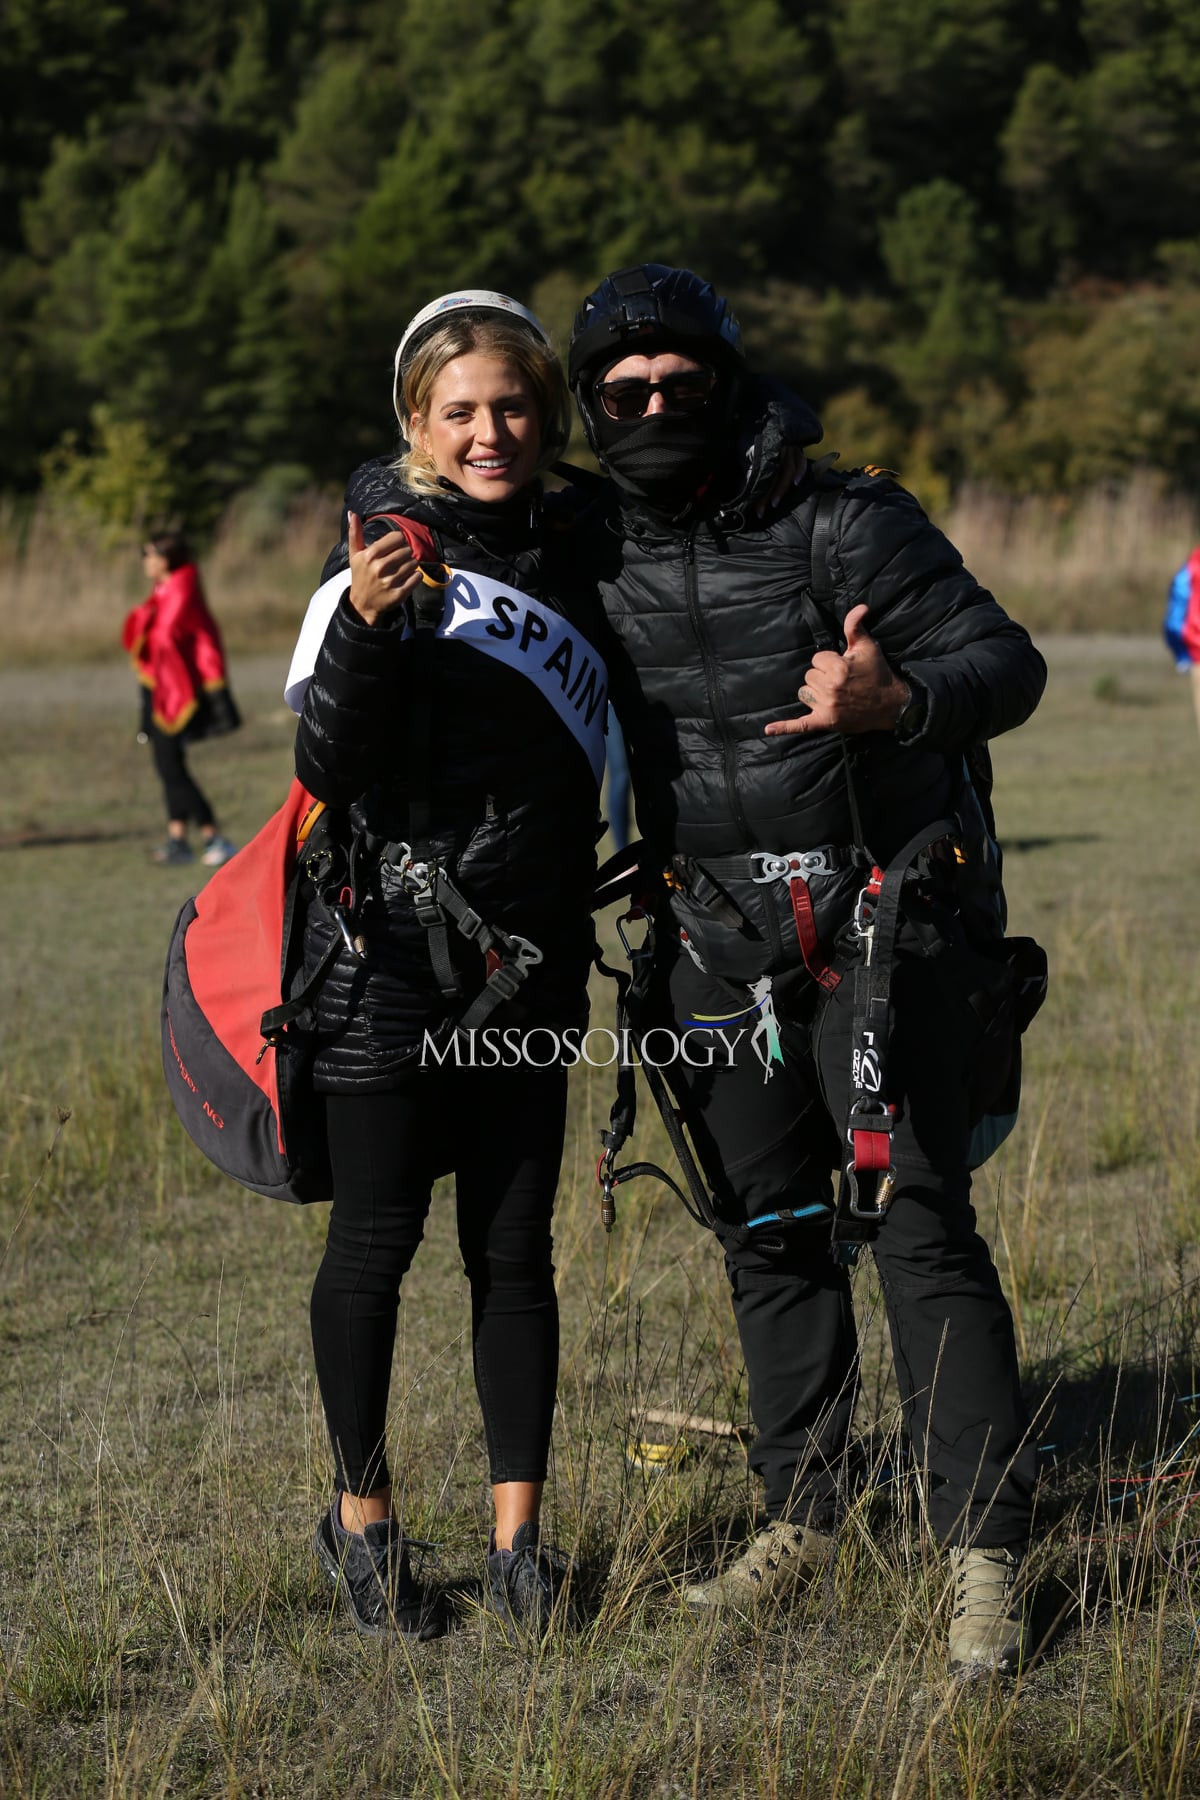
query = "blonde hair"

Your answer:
(394, 315), (570, 498)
